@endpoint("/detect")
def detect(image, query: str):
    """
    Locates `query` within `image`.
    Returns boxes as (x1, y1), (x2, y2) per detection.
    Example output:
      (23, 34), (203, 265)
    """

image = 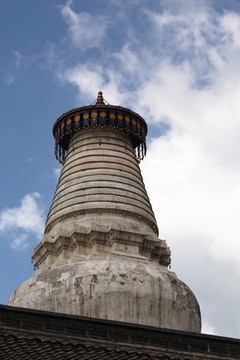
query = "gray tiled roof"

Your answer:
(0, 332), (185, 360)
(0, 305), (240, 360)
